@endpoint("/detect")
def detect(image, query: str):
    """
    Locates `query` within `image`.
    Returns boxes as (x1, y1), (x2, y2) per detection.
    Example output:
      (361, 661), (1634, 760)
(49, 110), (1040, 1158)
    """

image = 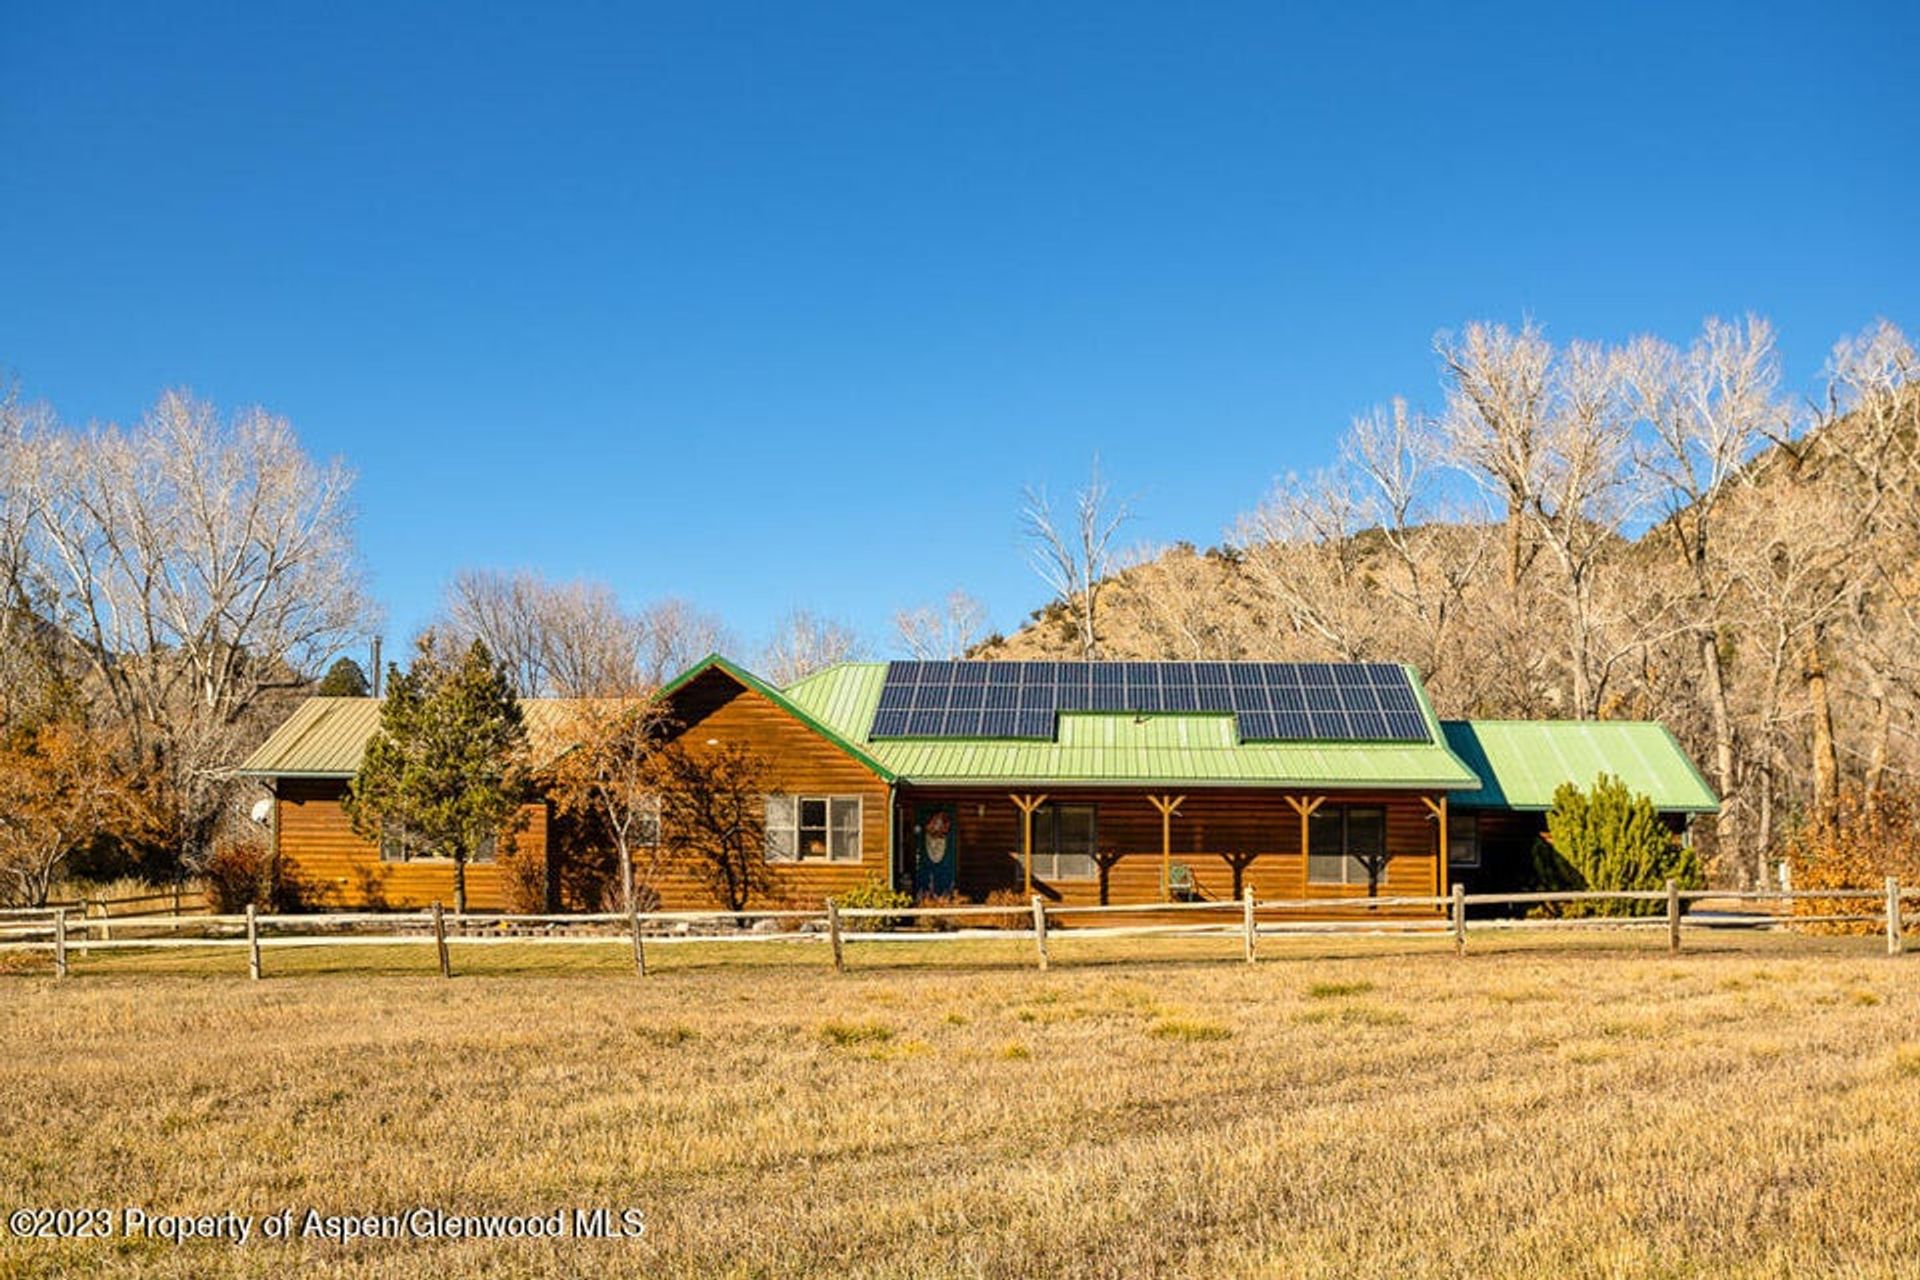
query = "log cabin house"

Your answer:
(238, 656), (1717, 914)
